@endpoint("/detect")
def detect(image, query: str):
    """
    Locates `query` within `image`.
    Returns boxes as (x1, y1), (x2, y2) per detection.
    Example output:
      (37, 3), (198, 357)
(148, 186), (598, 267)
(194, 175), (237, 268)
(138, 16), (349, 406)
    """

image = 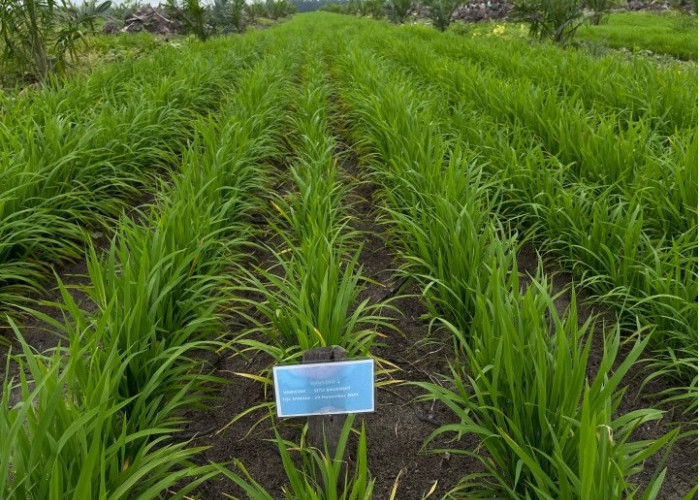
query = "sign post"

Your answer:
(272, 347), (375, 456)
(304, 347), (346, 457)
